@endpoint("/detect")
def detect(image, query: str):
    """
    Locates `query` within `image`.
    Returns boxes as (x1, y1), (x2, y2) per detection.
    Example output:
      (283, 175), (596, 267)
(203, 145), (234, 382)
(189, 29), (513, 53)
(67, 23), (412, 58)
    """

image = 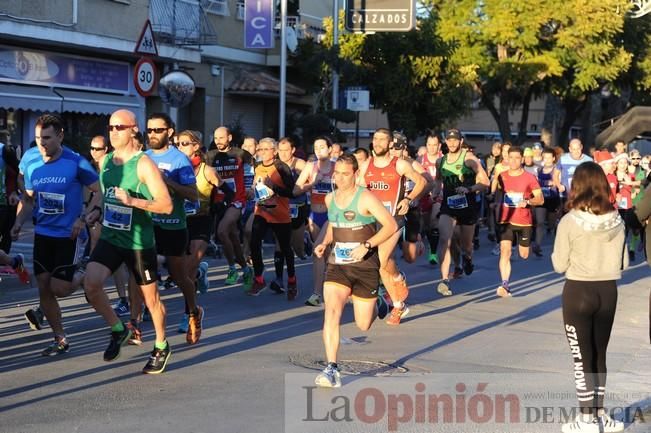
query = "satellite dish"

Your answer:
(158, 70), (196, 108)
(286, 27), (298, 53)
